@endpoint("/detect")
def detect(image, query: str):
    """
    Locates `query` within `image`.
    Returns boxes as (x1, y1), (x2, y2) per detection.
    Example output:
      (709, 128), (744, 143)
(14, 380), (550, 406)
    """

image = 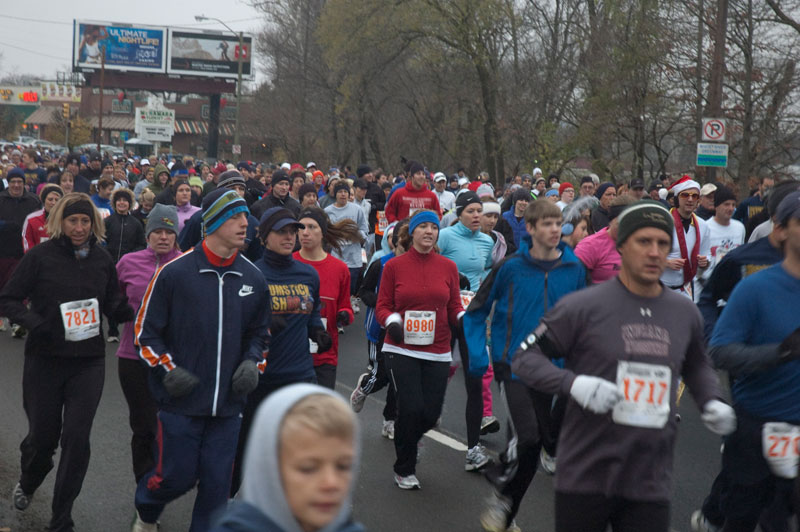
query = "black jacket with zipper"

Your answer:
(0, 235), (134, 358)
(104, 212), (146, 263)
